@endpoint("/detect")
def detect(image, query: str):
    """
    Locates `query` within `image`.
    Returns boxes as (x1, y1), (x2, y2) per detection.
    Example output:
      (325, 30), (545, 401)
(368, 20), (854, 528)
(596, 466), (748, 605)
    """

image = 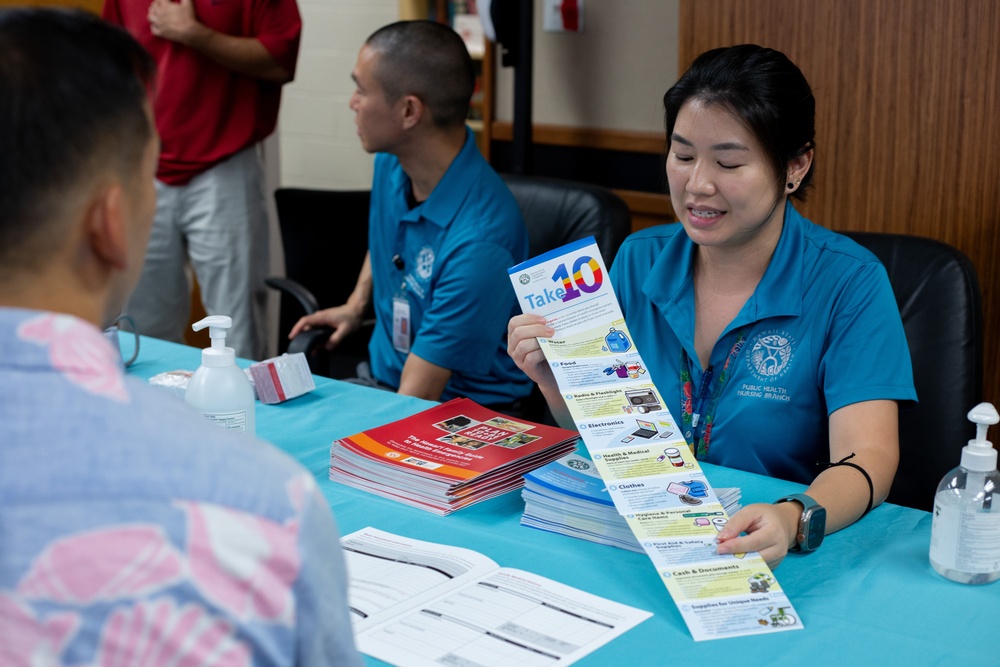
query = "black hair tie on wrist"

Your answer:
(817, 452), (874, 518)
